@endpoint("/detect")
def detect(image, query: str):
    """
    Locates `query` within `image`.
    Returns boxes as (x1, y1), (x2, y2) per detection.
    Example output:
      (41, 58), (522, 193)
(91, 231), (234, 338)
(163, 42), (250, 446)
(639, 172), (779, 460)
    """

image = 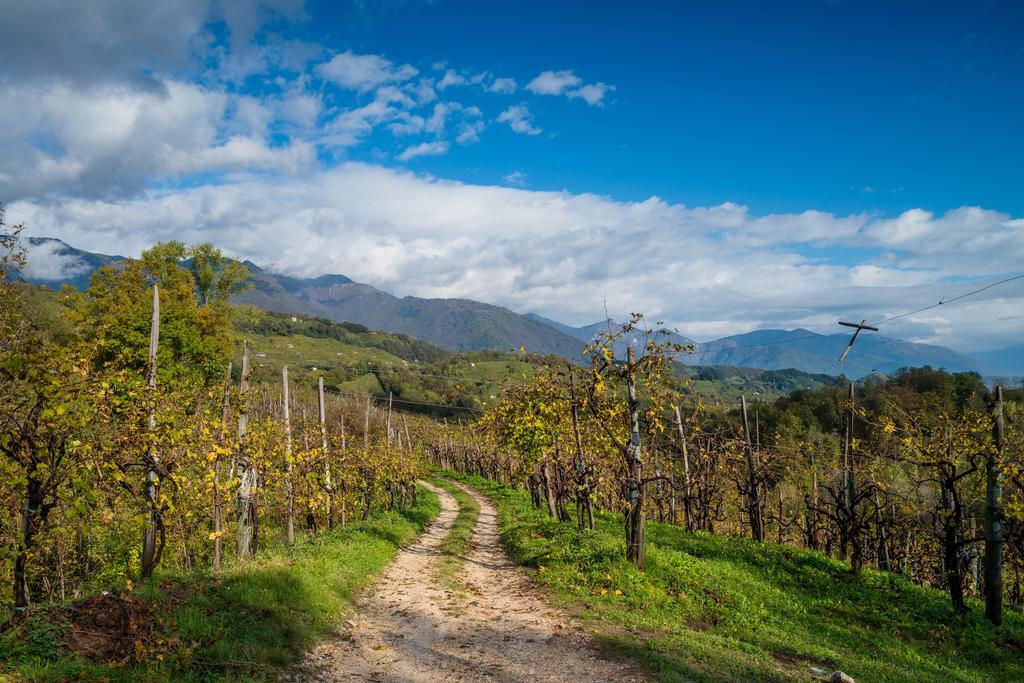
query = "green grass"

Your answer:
(426, 477), (480, 591)
(442, 471), (1024, 683)
(0, 490), (440, 682)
